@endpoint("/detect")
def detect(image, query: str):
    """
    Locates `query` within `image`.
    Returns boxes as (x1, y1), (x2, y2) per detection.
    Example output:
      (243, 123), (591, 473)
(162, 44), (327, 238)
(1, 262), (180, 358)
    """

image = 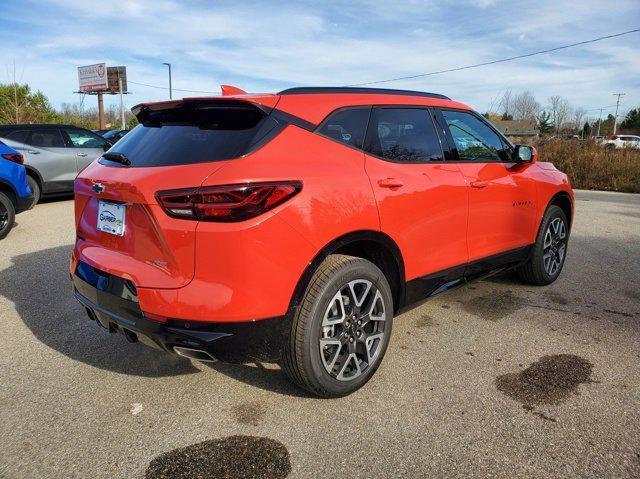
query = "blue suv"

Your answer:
(0, 140), (33, 239)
